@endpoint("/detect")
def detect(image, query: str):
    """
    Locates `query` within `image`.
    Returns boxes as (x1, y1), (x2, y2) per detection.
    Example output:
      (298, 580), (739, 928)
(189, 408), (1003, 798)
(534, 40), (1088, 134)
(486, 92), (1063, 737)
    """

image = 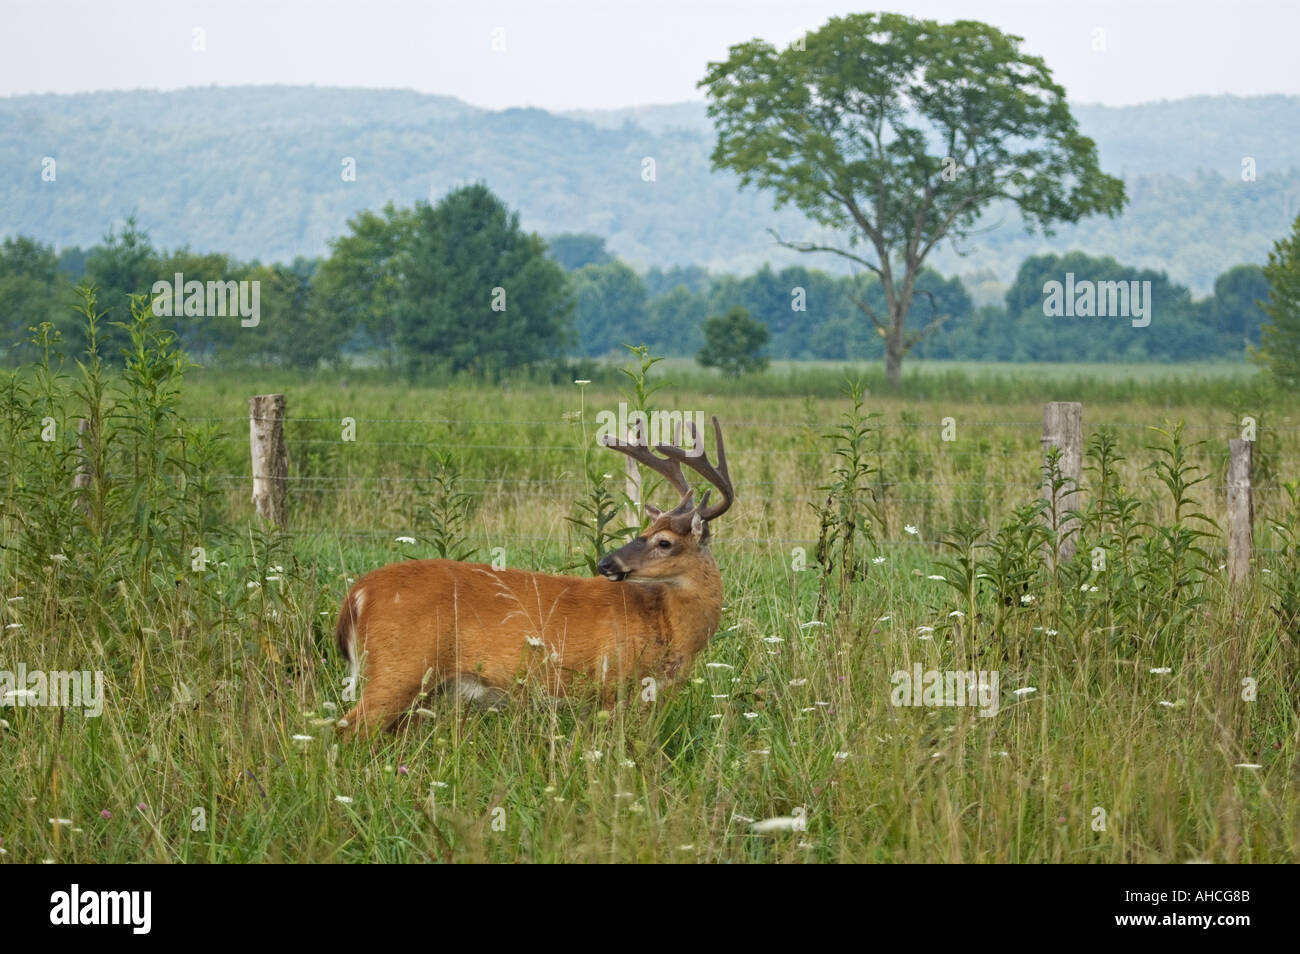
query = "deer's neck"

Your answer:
(655, 553), (723, 657)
